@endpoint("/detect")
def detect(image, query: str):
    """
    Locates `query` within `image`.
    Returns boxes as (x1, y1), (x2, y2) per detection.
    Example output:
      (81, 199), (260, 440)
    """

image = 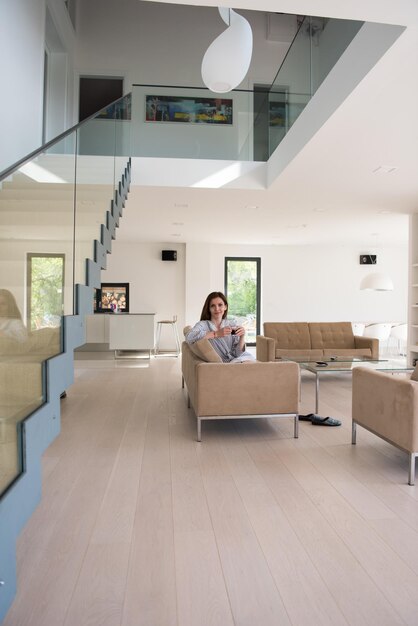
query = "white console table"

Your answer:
(109, 313), (155, 357)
